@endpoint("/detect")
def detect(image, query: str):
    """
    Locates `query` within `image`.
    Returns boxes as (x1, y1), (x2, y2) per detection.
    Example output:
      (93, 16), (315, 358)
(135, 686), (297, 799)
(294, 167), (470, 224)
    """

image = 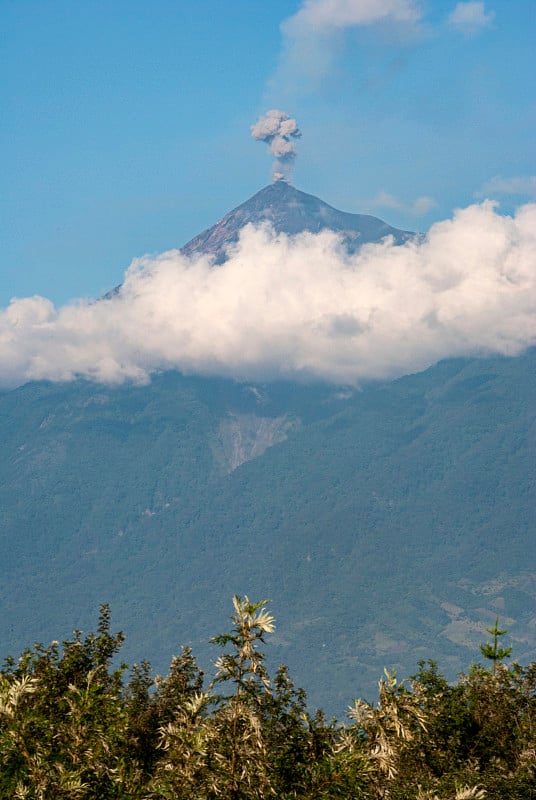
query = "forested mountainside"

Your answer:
(1, 348), (534, 714)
